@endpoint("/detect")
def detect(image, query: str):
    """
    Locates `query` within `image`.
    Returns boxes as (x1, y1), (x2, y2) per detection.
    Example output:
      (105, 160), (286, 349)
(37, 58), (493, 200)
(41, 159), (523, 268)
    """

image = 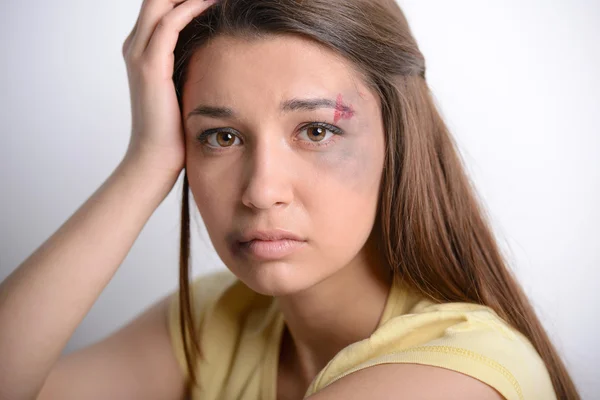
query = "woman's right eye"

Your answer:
(197, 129), (242, 149)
